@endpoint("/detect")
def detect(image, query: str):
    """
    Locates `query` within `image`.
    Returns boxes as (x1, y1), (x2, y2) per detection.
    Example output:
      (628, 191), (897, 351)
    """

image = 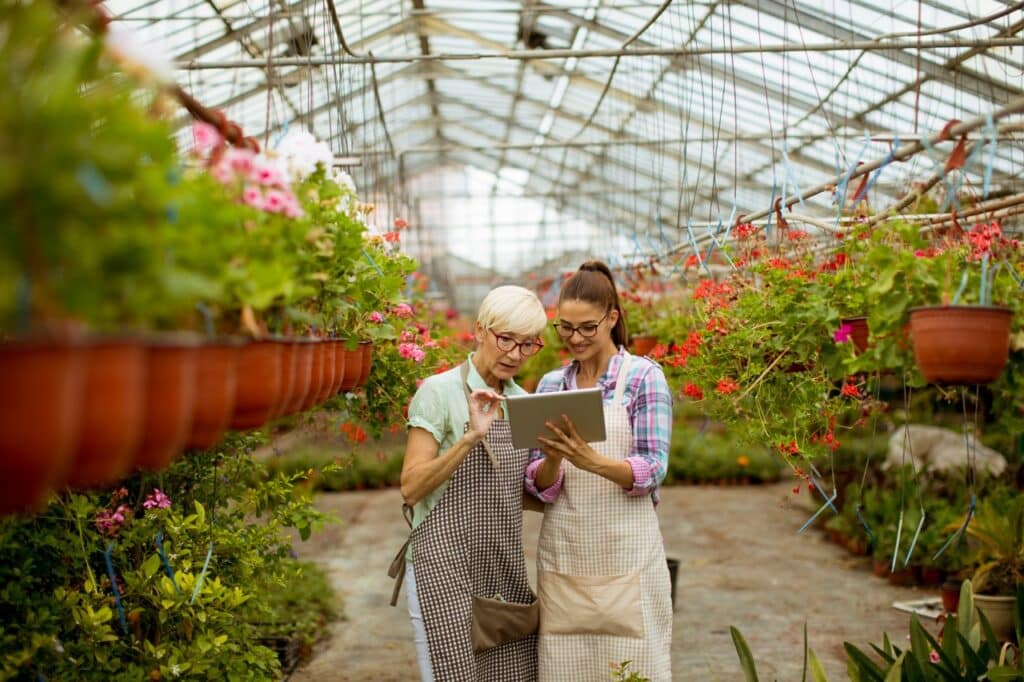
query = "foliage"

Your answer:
(0, 433), (337, 681)
(610, 659), (652, 682)
(730, 581), (1024, 681)
(0, 1), (188, 332)
(665, 421), (782, 484)
(957, 490), (1024, 596)
(262, 439), (405, 493)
